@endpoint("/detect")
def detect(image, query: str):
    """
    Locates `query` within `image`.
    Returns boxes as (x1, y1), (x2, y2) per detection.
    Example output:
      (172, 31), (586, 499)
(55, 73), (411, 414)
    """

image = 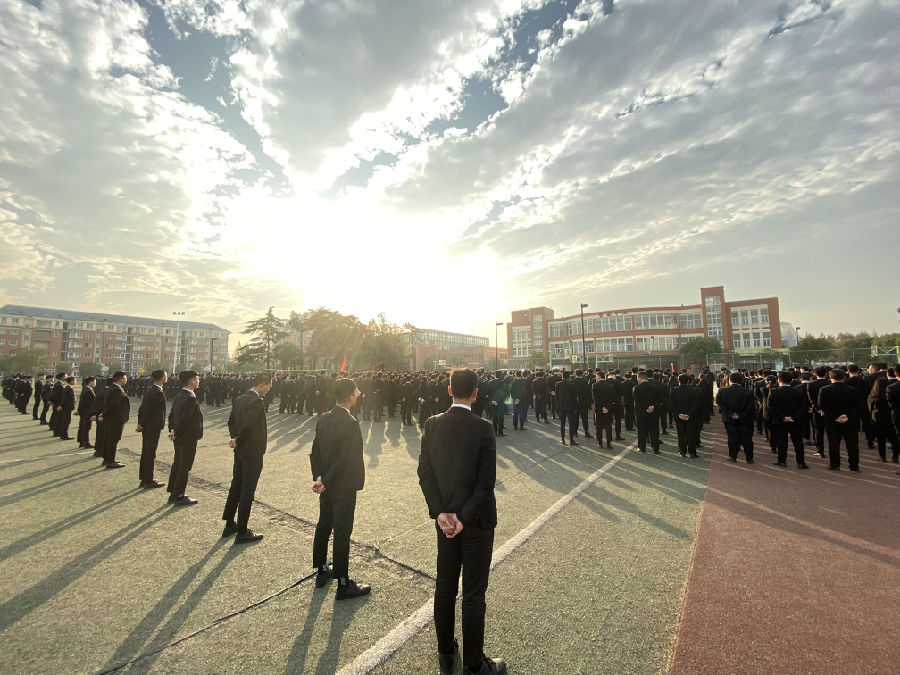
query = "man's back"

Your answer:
(310, 407), (364, 493)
